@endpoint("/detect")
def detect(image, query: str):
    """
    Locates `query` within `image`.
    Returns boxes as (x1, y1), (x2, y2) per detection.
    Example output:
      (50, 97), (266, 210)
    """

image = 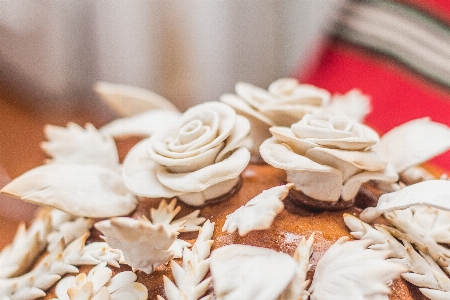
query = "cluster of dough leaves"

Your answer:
(2, 79), (450, 300)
